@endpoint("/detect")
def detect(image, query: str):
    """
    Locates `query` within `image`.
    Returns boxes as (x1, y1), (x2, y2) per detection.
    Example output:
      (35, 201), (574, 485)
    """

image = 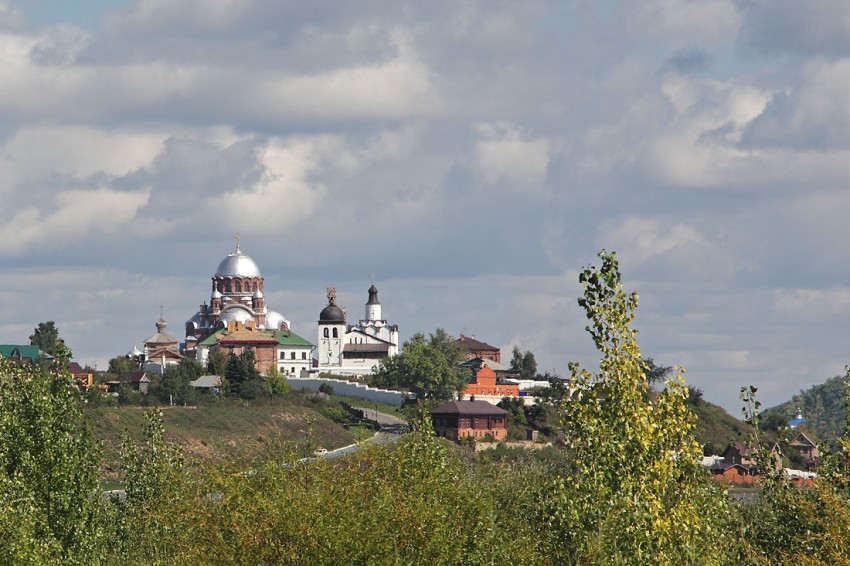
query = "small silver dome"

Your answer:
(211, 288), (222, 299)
(219, 306), (254, 324)
(265, 310), (289, 330)
(253, 289), (264, 299)
(214, 250), (262, 278)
